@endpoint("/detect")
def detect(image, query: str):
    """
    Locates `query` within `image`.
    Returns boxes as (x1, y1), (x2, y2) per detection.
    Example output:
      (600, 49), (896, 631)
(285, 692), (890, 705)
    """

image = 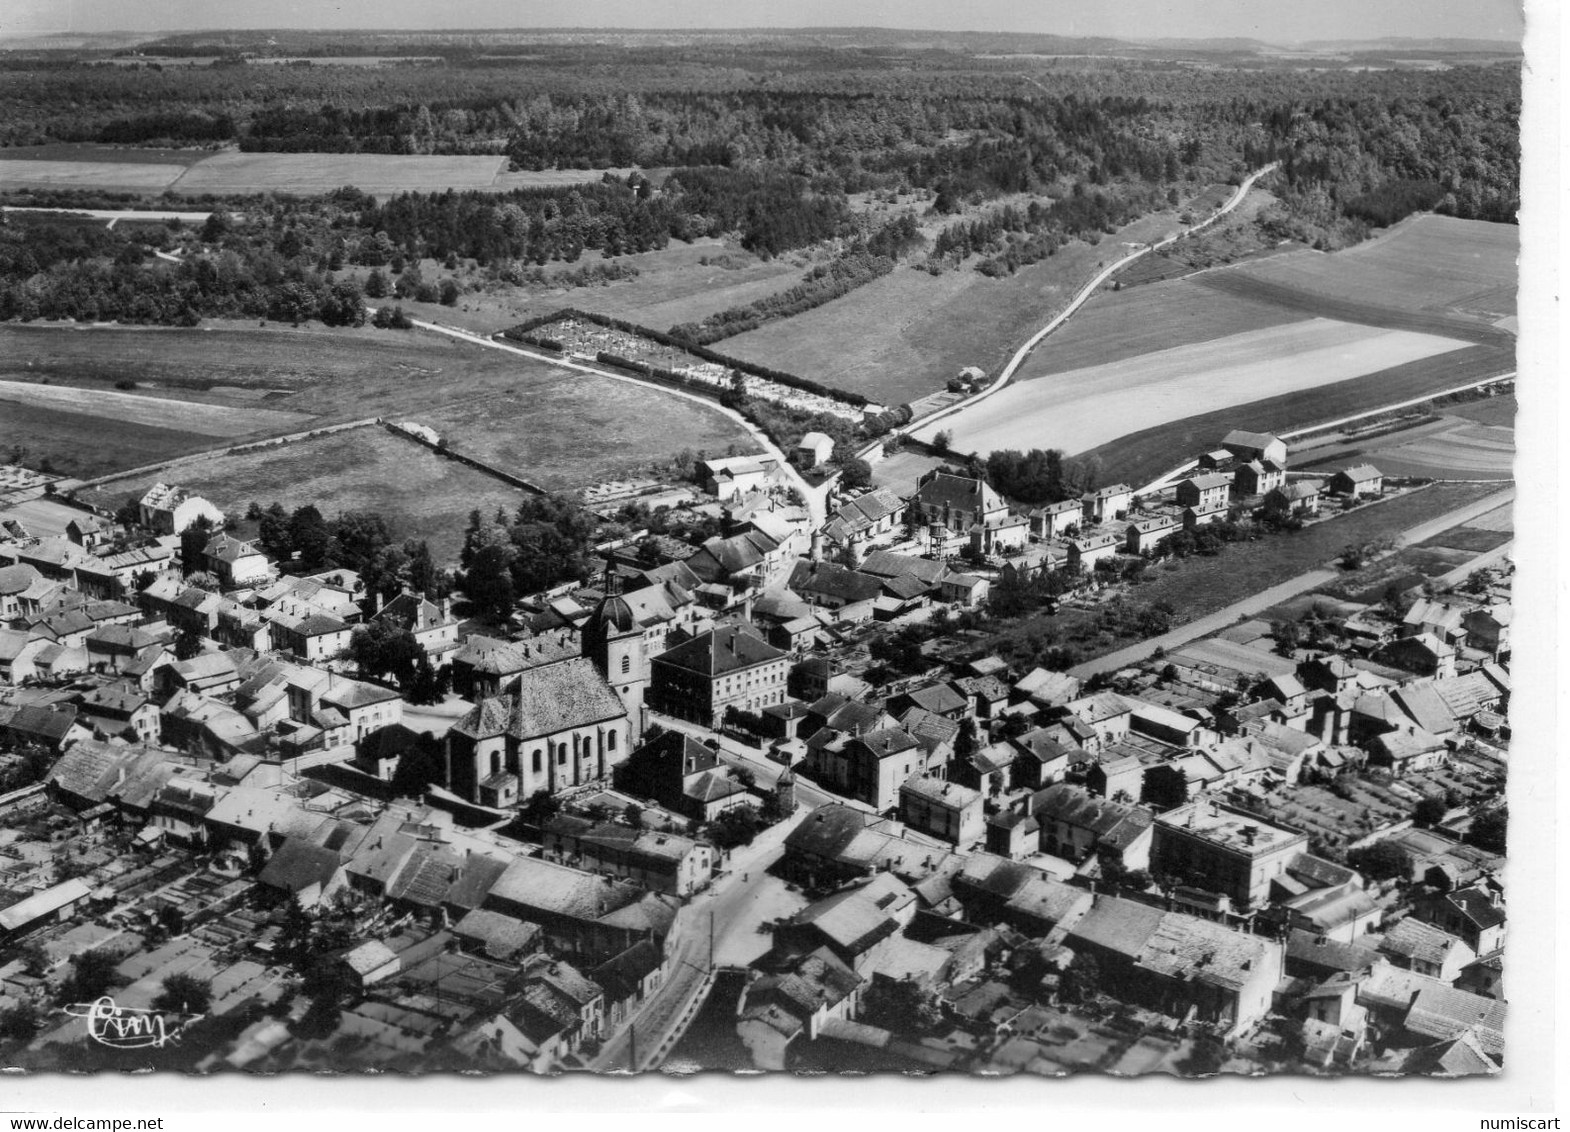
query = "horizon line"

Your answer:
(0, 26), (1526, 47)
